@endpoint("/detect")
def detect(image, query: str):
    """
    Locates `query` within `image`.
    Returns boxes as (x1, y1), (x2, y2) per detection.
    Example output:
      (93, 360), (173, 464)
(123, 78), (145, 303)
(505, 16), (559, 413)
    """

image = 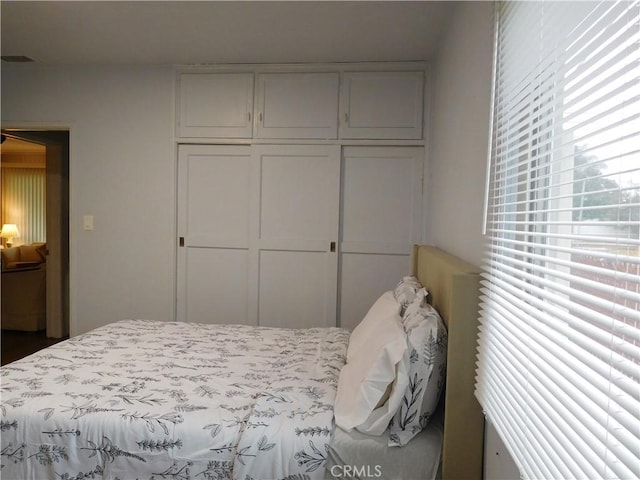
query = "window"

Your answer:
(476, 1), (639, 479)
